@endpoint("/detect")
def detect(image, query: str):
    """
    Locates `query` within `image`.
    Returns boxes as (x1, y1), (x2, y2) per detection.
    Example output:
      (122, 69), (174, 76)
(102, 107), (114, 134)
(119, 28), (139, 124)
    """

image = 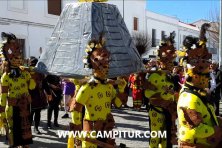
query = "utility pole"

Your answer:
(123, 0), (124, 20)
(220, 0), (222, 69)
